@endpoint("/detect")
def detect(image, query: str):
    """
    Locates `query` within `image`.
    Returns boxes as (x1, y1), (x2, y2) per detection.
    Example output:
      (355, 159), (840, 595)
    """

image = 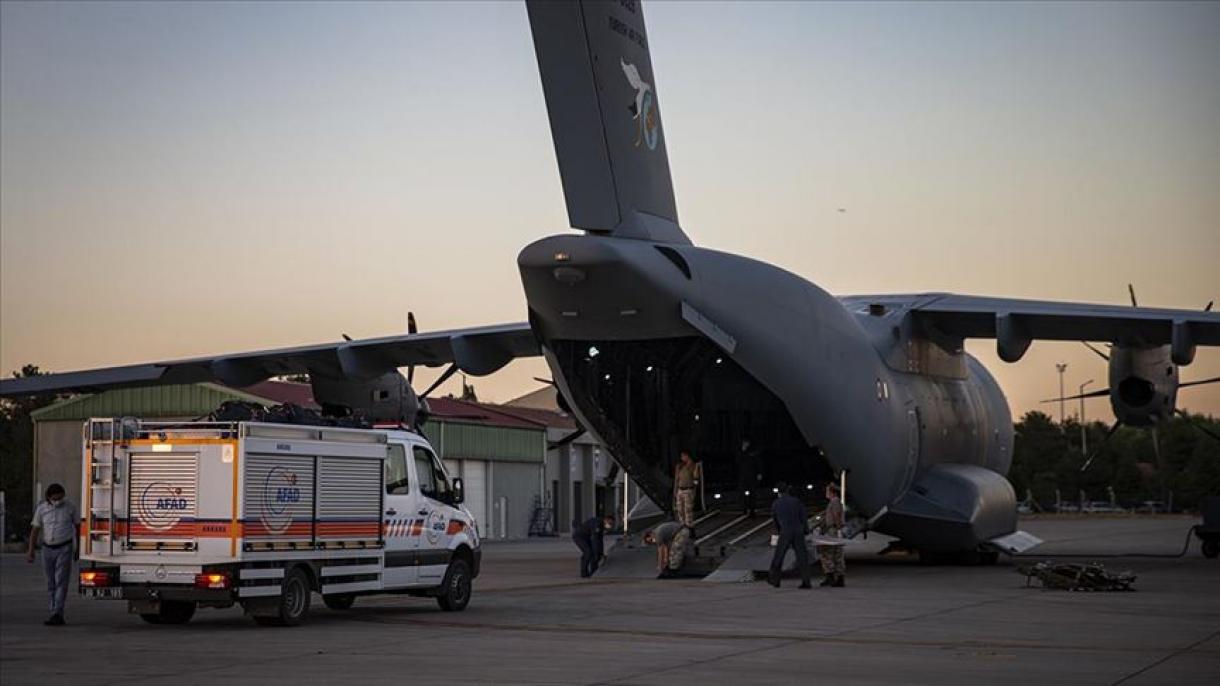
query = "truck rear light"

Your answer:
(194, 572), (231, 590)
(79, 570), (116, 587)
